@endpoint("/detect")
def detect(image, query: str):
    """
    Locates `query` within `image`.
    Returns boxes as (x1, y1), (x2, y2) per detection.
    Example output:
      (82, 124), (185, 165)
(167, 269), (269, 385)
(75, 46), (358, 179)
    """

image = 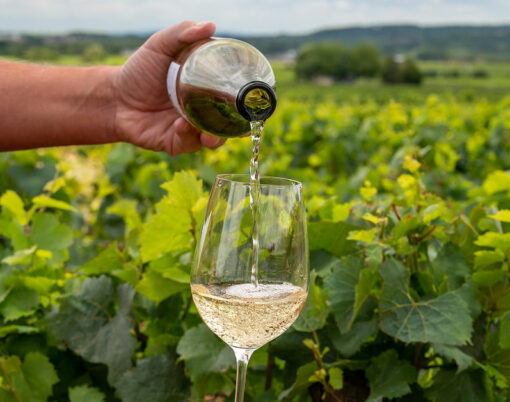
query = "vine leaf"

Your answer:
(500, 312), (510, 349)
(135, 269), (187, 304)
(0, 190), (27, 226)
(30, 213), (73, 253)
(433, 344), (473, 373)
(424, 369), (492, 402)
(278, 361), (317, 402)
(116, 355), (189, 402)
(0, 352), (59, 402)
(47, 276), (136, 386)
(0, 287), (39, 322)
(366, 349), (417, 402)
(308, 221), (358, 258)
(139, 171), (206, 262)
(79, 242), (123, 275)
(176, 324), (235, 380)
(69, 385), (105, 402)
(324, 256), (363, 333)
(379, 259), (472, 345)
(293, 271), (329, 332)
